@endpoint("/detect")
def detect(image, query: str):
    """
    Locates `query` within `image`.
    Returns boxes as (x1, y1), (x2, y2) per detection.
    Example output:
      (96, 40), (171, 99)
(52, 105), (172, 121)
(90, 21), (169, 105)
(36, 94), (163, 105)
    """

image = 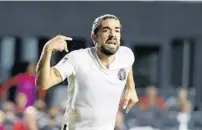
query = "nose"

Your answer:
(109, 30), (115, 37)
(109, 31), (117, 40)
